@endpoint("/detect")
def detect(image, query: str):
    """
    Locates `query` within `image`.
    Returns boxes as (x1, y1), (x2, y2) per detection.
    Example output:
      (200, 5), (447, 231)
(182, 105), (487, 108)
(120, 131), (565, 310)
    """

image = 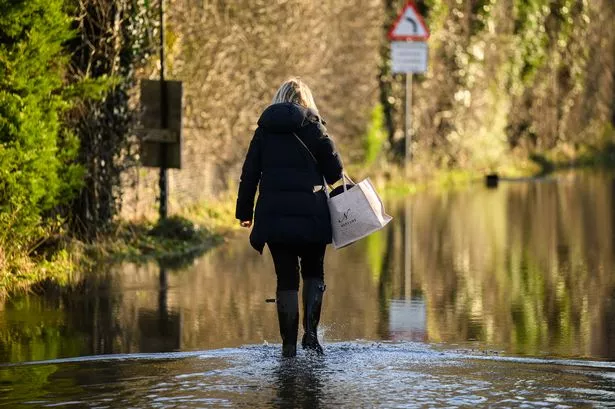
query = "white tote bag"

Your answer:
(325, 174), (393, 249)
(292, 132), (392, 249)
